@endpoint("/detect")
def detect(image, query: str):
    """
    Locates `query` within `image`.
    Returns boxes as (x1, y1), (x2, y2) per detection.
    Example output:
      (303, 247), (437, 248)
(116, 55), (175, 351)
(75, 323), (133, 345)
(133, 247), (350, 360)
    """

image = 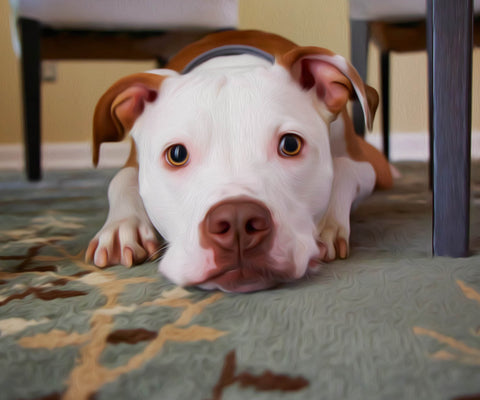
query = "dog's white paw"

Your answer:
(85, 217), (161, 268)
(317, 219), (349, 262)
